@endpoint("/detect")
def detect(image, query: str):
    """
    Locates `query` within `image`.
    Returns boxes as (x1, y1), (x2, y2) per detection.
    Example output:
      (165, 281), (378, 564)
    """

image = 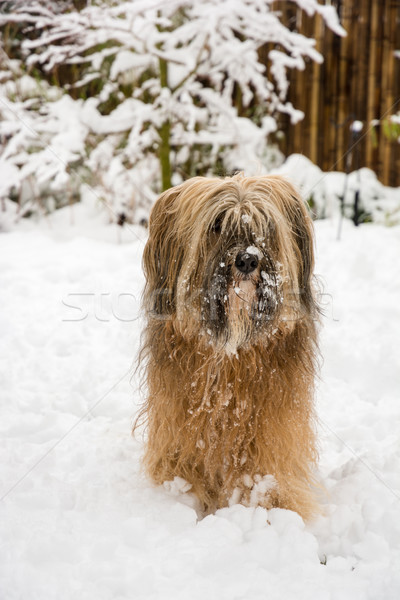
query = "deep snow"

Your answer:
(1, 198), (400, 600)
